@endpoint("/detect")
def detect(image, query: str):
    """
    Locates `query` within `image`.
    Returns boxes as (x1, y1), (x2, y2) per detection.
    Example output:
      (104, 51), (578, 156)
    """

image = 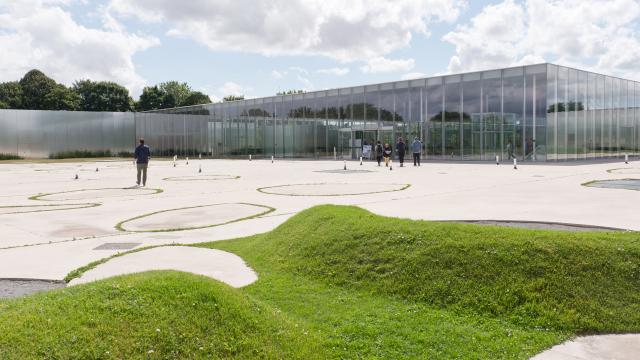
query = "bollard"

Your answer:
(334, 147), (337, 160)
(513, 158), (518, 170)
(271, 155), (274, 163)
(199, 153), (202, 160)
(74, 174), (78, 180)
(249, 154), (252, 161)
(186, 157), (189, 165)
(95, 167), (99, 172)
(360, 156), (363, 165)
(198, 165), (202, 173)
(389, 159), (393, 171)
(173, 155), (177, 167)
(496, 155), (500, 165)
(343, 160), (347, 170)
(625, 153), (629, 164)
